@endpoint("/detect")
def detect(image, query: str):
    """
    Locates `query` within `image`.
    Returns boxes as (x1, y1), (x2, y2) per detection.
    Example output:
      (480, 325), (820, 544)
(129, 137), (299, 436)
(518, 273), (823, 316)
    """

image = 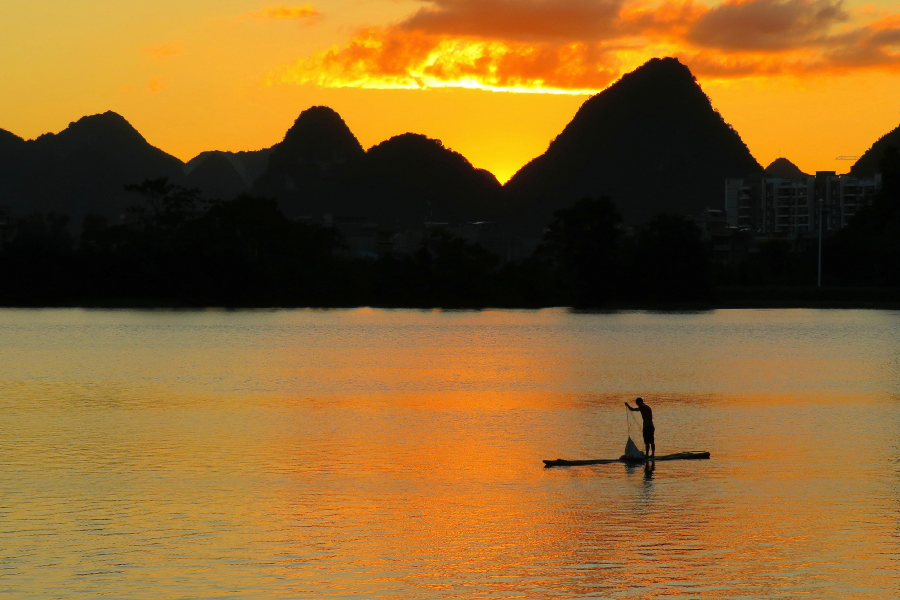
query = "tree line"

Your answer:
(2, 150), (900, 308)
